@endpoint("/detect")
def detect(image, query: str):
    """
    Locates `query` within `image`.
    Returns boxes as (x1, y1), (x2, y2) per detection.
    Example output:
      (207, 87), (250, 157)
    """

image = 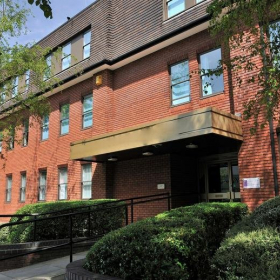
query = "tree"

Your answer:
(207, 0), (280, 132)
(27, 0), (52, 19)
(0, 0), (57, 148)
